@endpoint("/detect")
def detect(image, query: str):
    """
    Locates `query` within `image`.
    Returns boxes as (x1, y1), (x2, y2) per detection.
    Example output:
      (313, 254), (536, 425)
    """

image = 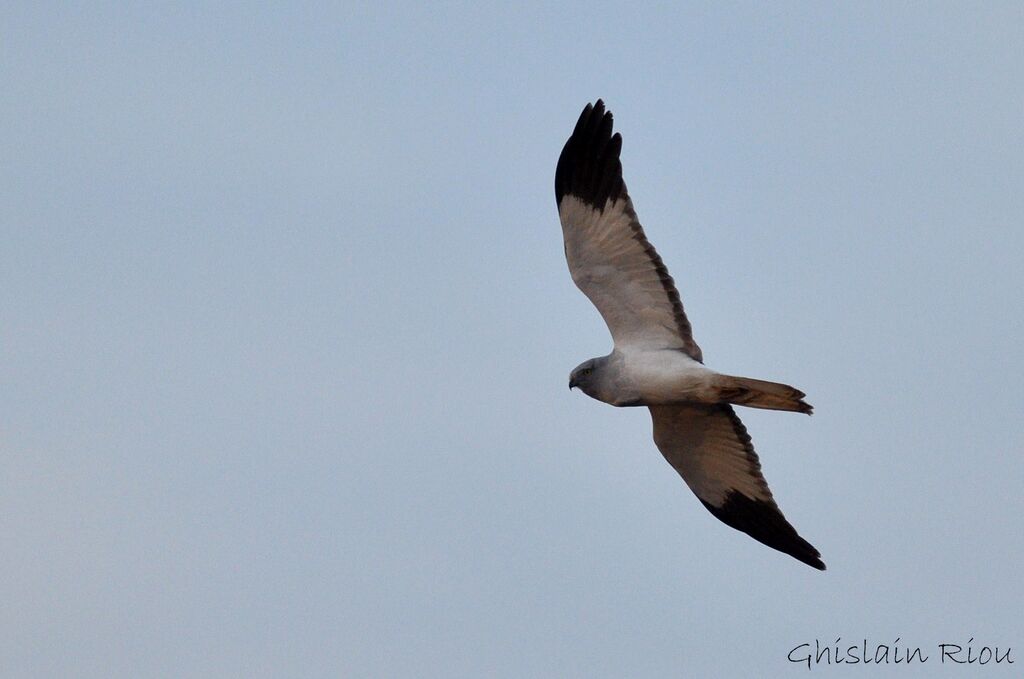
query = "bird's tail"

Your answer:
(714, 375), (813, 414)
